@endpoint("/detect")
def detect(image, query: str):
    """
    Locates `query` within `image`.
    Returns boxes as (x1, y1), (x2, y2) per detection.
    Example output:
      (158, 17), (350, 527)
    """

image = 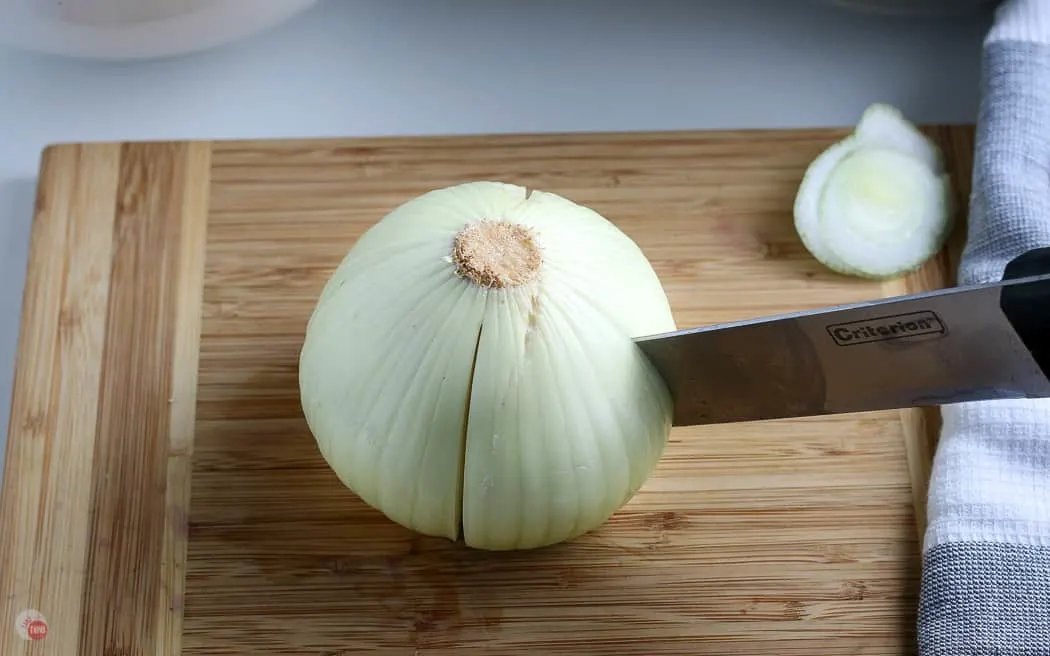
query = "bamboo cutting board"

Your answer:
(0, 125), (973, 656)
